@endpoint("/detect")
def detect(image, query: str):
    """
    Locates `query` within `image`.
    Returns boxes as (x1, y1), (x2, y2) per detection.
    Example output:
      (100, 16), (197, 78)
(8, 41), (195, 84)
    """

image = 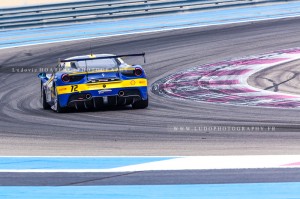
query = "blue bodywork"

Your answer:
(38, 54), (148, 112)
